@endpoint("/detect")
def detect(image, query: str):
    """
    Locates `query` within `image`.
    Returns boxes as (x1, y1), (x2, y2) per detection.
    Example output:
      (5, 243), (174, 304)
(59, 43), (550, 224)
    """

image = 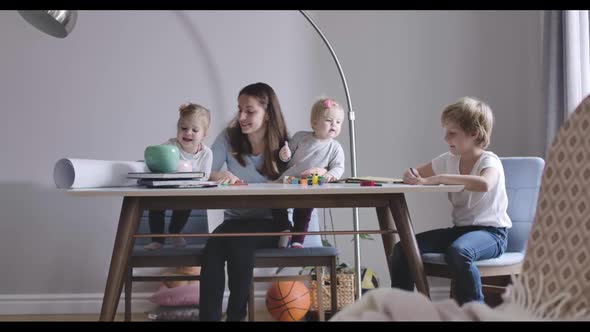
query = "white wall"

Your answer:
(0, 10), (319, 312)
(0, 10), (543, 313)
